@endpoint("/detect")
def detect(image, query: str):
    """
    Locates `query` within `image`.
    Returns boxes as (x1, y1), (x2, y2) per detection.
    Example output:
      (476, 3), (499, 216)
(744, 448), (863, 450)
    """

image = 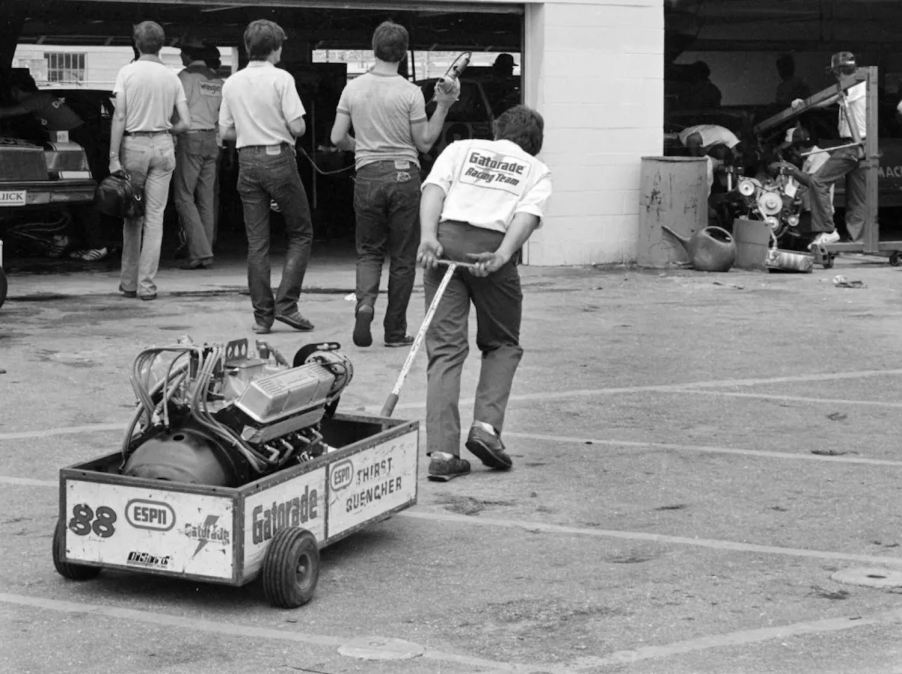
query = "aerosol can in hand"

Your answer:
(436, 53), (470, 97)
